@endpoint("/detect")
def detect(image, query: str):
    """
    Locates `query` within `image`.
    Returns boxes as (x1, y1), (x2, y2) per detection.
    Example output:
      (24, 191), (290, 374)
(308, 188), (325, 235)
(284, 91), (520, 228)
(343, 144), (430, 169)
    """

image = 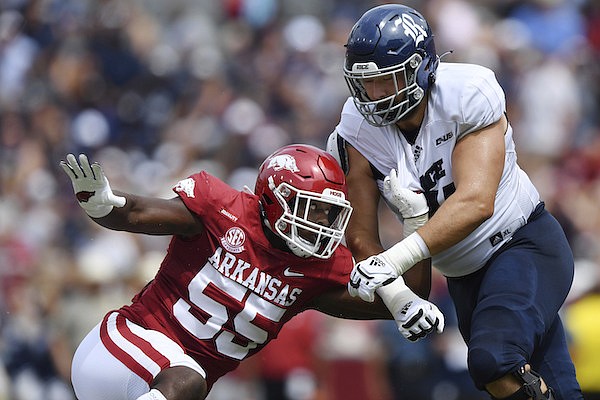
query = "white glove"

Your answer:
(348, 255), (398, 302)
(60, 153), (126, 218)
(383, 169), (429, 236)
(377, 277), (444, 342)
(383, 169), (428, 218)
